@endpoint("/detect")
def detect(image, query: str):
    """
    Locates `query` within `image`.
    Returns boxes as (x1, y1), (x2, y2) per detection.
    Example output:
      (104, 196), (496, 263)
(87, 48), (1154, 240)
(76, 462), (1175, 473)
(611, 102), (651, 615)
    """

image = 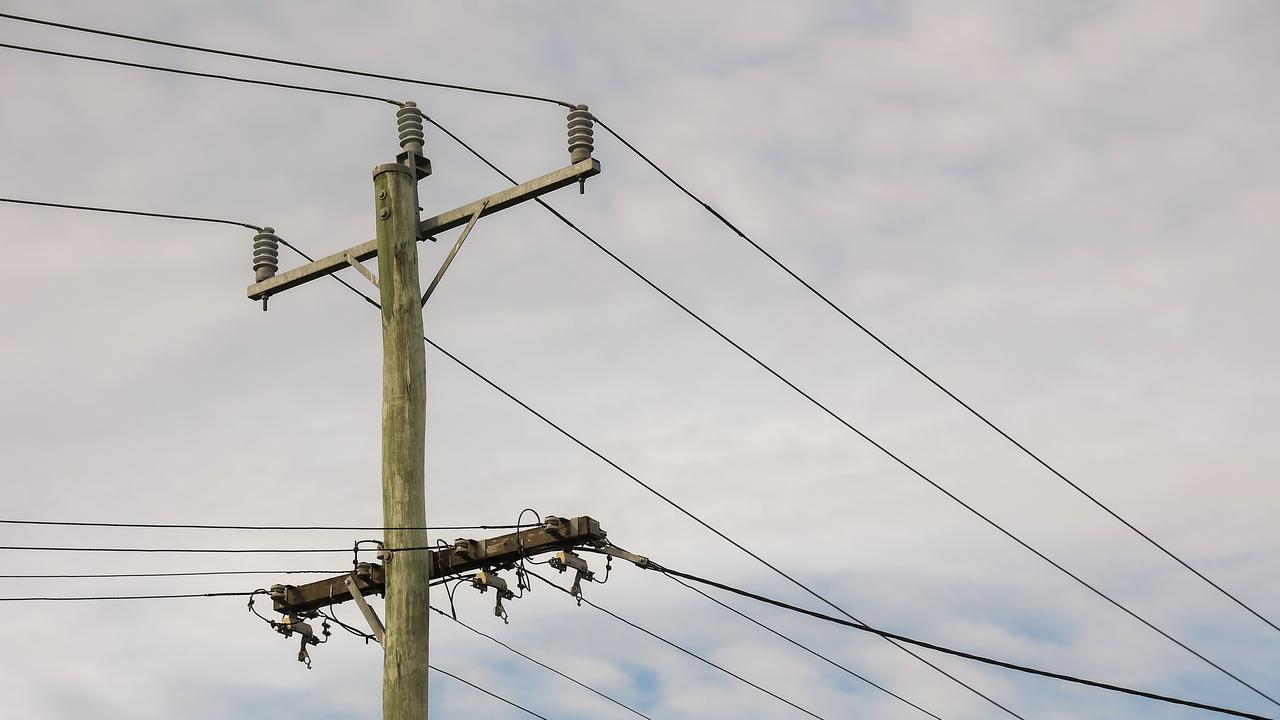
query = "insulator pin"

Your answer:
(397, 102), (426, 155)
(567, 104), (594, 162)
(252, 227), (280, 283)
